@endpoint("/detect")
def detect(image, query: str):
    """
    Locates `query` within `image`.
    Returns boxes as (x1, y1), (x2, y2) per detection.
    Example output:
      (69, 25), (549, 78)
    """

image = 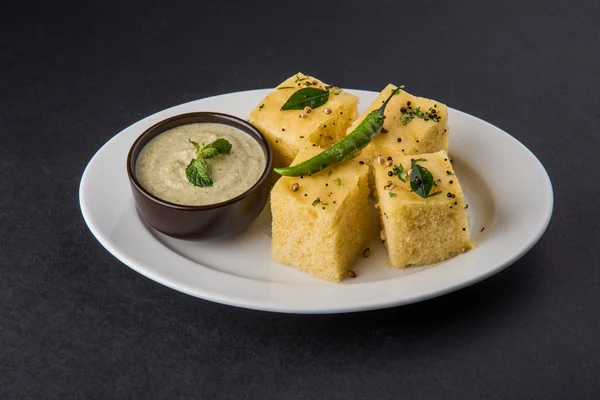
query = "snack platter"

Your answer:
(80, 75), (553, 313)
